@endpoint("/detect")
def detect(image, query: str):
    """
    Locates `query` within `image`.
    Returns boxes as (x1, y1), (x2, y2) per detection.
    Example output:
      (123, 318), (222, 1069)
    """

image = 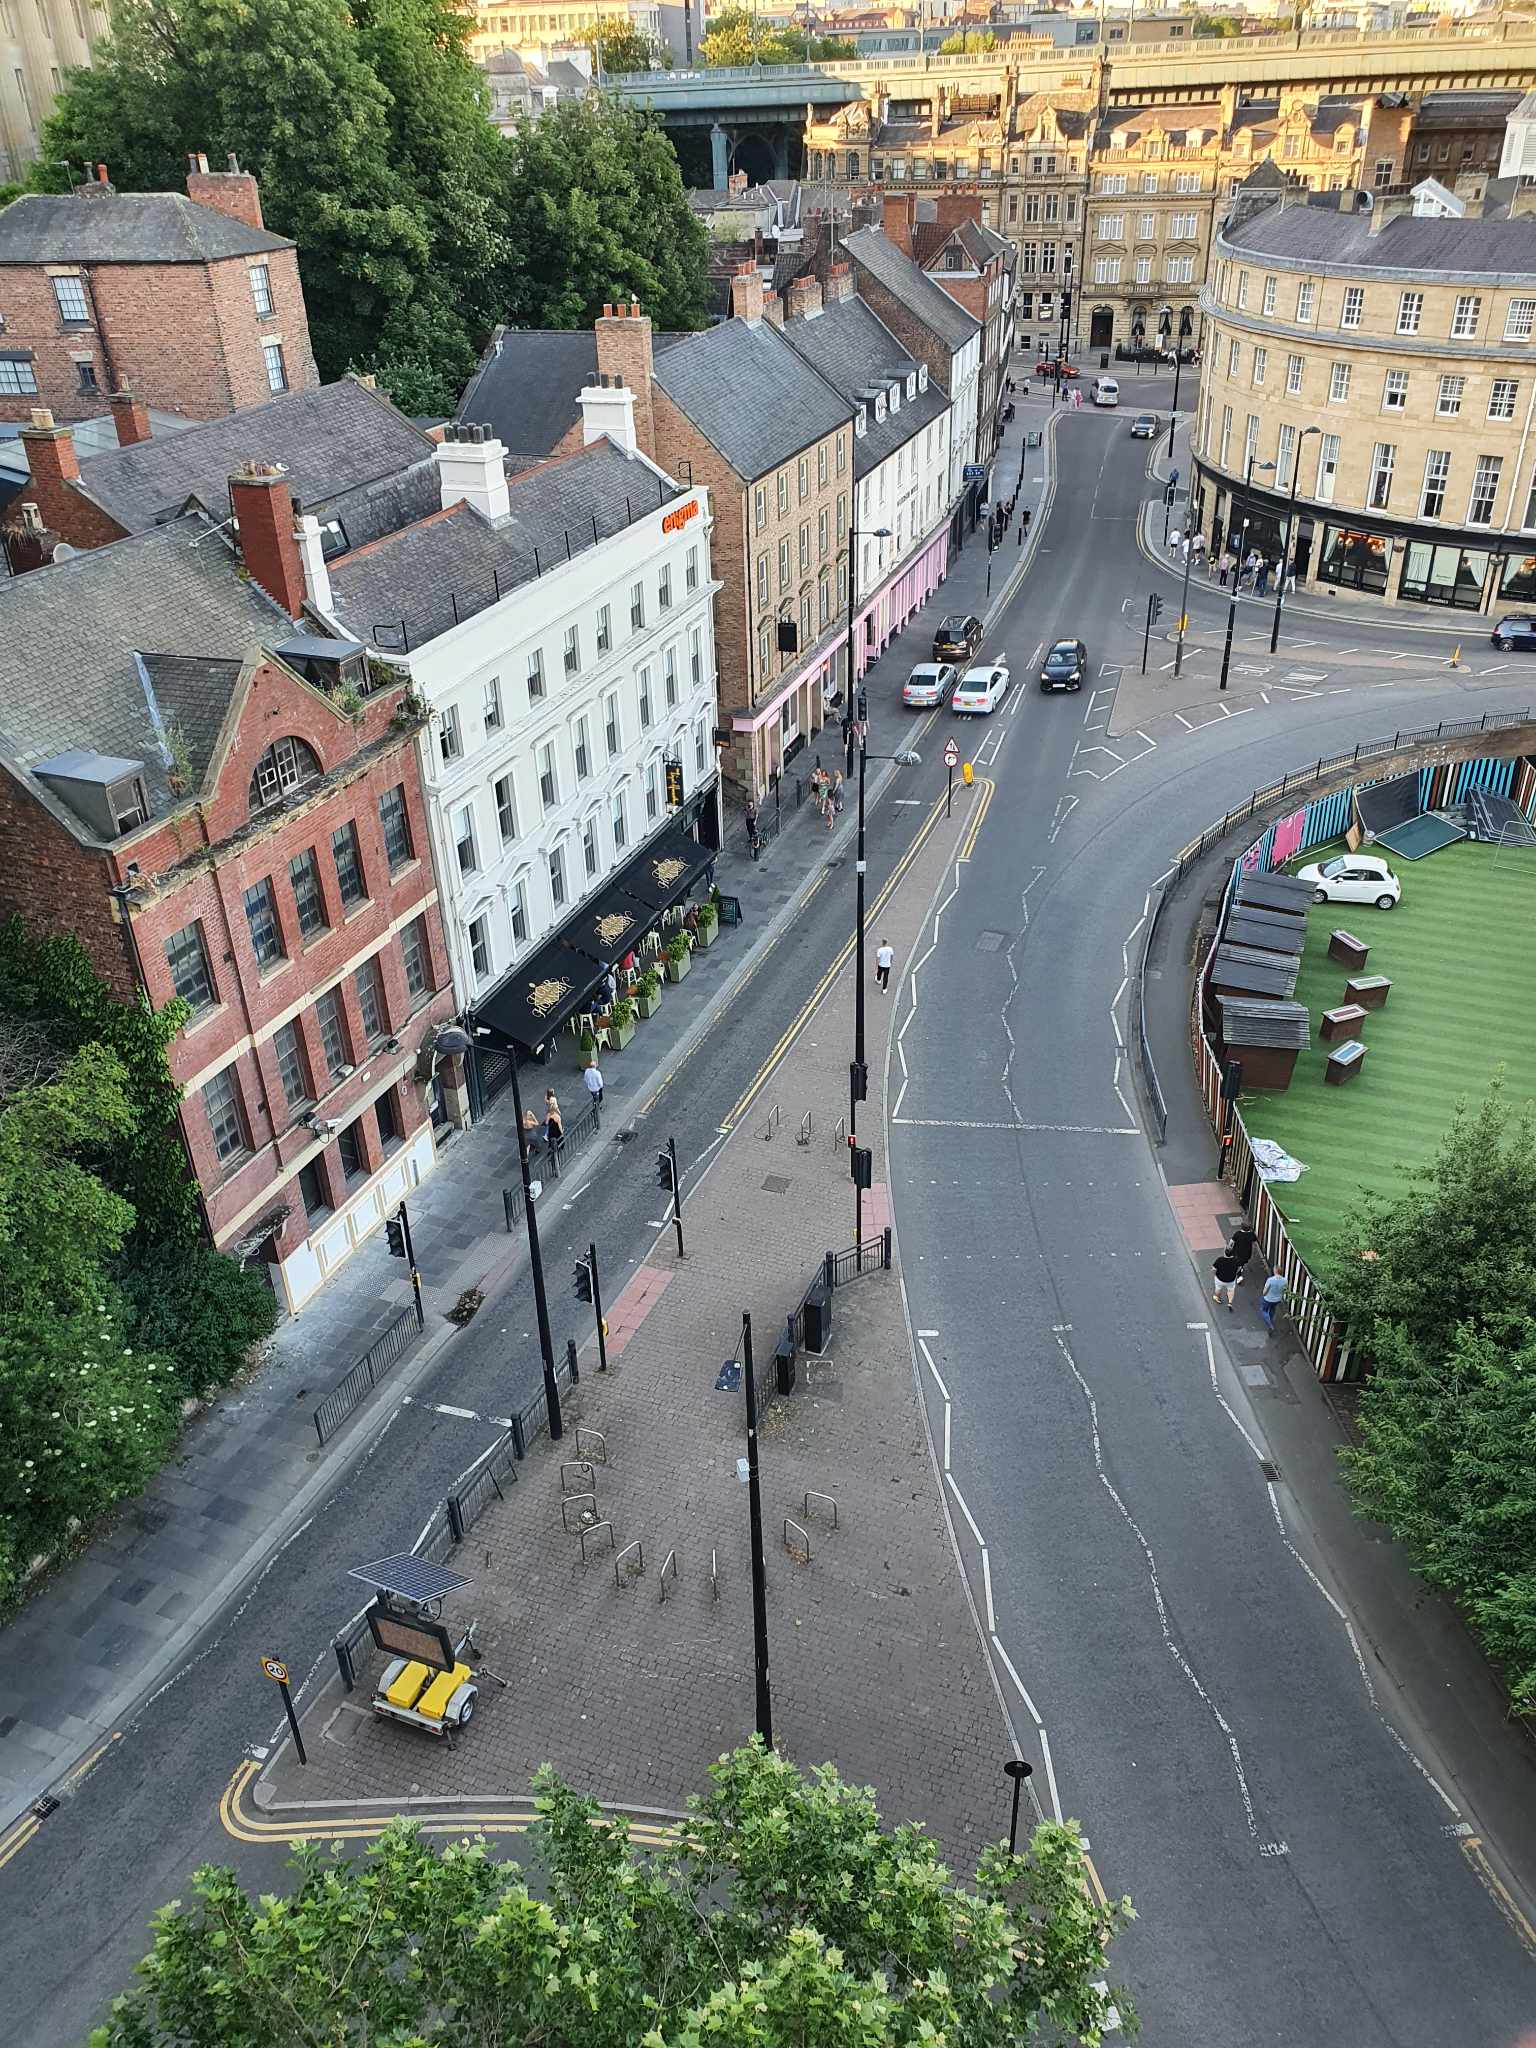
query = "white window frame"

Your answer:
(1340, 285), (1364, 330)
(1286, 354), (1304, 397)
(1396, 290), (1423, 336)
